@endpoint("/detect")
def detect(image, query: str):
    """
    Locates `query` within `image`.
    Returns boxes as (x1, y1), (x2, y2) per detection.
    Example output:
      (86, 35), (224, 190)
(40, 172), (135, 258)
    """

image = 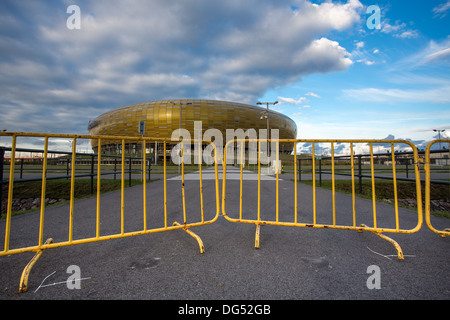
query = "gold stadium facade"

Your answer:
(88, 99), (297, 157)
